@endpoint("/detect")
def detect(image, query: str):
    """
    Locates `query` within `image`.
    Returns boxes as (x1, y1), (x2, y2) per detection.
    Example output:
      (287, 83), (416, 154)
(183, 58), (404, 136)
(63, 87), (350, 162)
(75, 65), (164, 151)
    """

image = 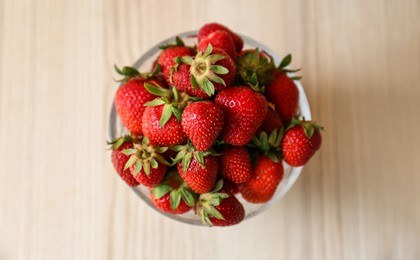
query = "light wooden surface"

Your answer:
(1, 0), (420, 259)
